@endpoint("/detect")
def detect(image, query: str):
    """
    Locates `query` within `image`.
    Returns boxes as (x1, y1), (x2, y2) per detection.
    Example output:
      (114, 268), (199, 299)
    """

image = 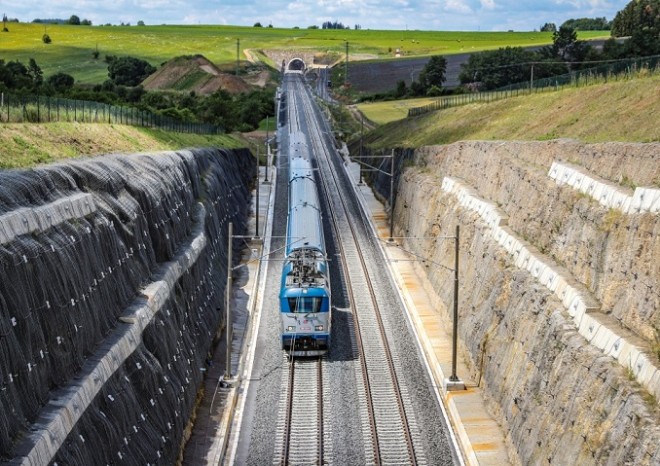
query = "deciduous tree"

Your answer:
(107, 56), (156, 86)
